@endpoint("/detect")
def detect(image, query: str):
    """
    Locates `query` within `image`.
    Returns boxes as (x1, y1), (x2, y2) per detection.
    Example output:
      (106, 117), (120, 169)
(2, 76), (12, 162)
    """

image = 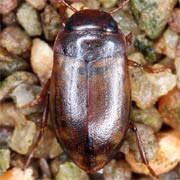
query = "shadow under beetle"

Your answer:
(25, 0), (162, 179)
